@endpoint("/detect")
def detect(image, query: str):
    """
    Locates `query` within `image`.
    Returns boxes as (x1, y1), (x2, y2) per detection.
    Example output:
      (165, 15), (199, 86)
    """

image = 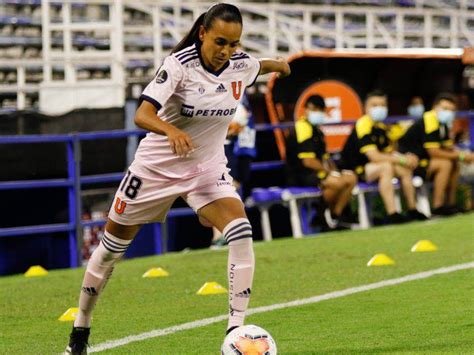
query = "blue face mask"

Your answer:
(369, 106), (387, 122)
(408, 104), (425, 117)
(437, 110), (455, 125)
(308, 111), (326, 125)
